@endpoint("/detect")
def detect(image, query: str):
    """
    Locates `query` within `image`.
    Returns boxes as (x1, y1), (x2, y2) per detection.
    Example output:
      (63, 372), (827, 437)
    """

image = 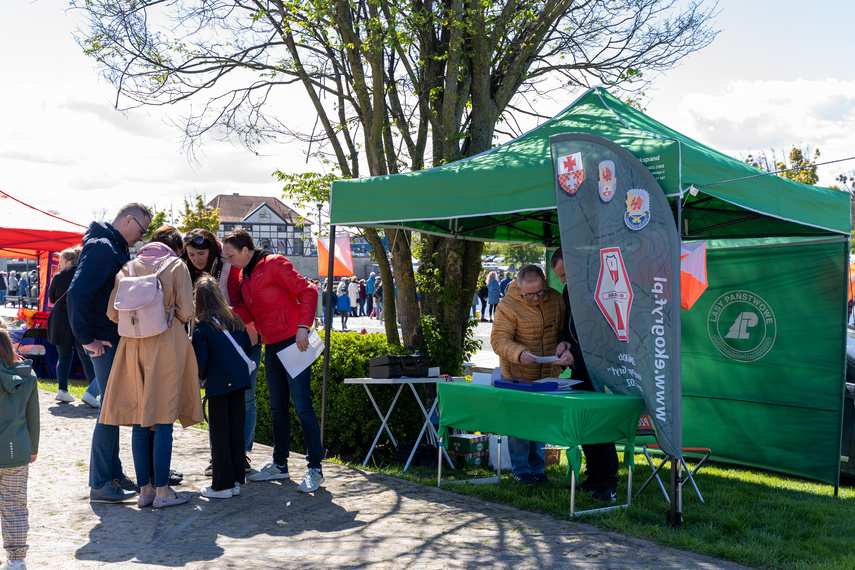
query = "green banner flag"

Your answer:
(551, 133), (683, 459)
